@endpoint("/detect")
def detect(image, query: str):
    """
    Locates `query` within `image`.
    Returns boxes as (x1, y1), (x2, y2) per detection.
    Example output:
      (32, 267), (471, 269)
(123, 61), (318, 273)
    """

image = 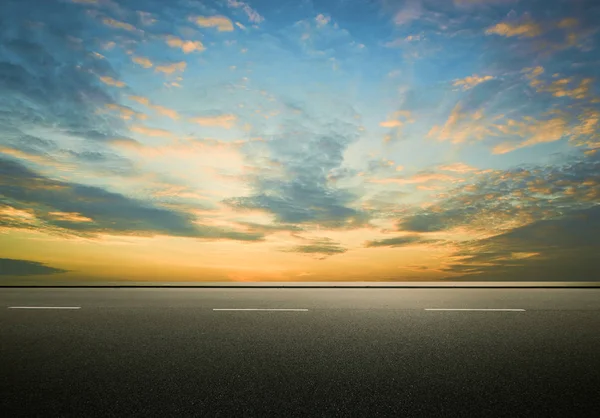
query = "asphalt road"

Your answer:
(1, 288), (599, 417)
